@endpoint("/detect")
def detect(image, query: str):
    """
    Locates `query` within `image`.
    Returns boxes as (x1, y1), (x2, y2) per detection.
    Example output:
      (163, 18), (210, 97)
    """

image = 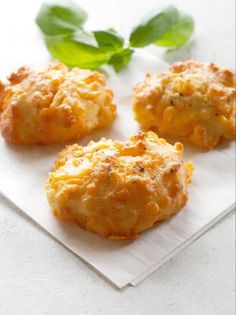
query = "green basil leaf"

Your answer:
(36, 0), (87, 35)
(93, 30), (124, 53)
(73, 29), (97, 46)
(45, 34), (109, 68)
(129, 5), (179, 47)
(109, 48), (134, 72)
(106, 28), (119, 35)
(155, 13), (194, 47)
